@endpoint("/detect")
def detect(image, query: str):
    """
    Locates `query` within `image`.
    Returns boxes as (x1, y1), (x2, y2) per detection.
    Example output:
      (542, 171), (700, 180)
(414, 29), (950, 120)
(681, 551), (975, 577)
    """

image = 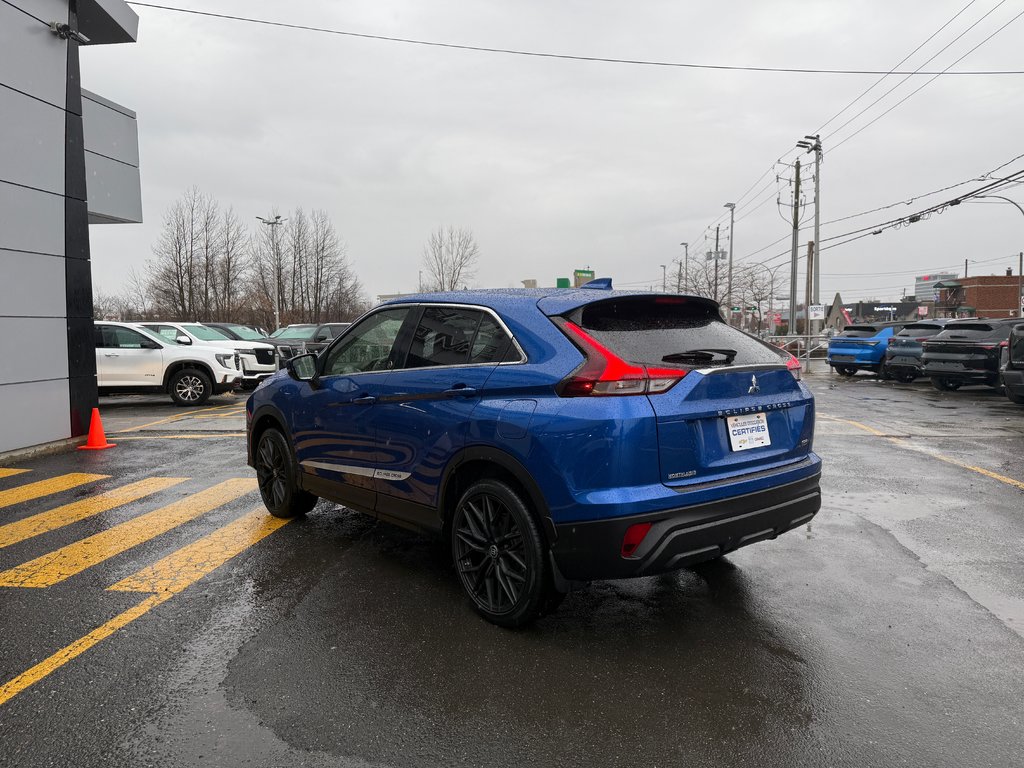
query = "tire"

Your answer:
(834, 365), (856, 377)
(878, 365), (892, 380)
(931, 377), (961, 392)
(254, 427), (317, 518)
(169, 368), (212, 406)
(1007, 390), (1024, 405)
(451, 479), (561, 627)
